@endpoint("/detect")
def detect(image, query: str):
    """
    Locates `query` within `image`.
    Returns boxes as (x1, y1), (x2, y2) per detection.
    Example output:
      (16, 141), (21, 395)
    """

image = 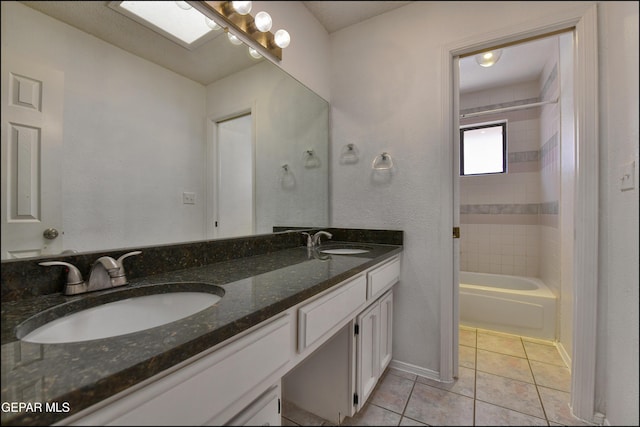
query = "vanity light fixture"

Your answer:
(274, 29), (291, 49)
(248, 47), (262, 59)
(175, 1), (192, 10)
(475, 49), (502, 67)
(190, 1), (289, 61)
(227, 32), (243, 45)
(254, 11), (273, 32)
(205, 16), (221, 30)
(232, 1), (252, 15)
